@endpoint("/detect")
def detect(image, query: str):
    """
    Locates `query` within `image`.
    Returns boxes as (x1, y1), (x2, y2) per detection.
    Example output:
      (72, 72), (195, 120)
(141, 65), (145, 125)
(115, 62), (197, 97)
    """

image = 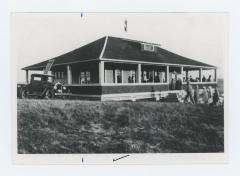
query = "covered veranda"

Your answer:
(24, 60), (217, 90)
